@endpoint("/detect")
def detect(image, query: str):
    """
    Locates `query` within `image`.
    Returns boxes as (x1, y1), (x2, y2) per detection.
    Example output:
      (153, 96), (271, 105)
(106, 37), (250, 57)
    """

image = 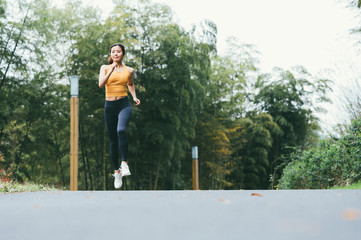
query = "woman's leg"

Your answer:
(117, 104), (132, 164)
(104, 104), (120, 171)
